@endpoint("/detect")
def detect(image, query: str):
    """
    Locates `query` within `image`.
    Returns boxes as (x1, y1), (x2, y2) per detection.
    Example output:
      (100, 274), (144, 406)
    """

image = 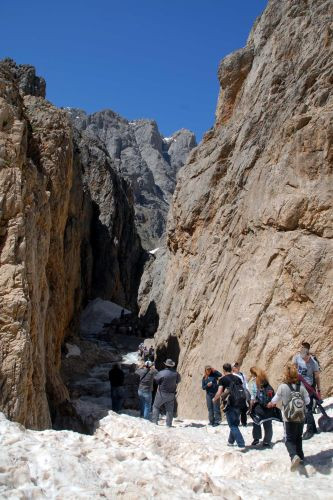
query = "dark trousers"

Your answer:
(111, 387), (124, 413)
(152, 391), (175, 427)
(284, 421), (304, 460)
(225, 407), (245, 447)
(240, 406), (247, 426)
(253, 420), (273, 444)
(206, 393), (221, 424)
(306, 395), (317, 433)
